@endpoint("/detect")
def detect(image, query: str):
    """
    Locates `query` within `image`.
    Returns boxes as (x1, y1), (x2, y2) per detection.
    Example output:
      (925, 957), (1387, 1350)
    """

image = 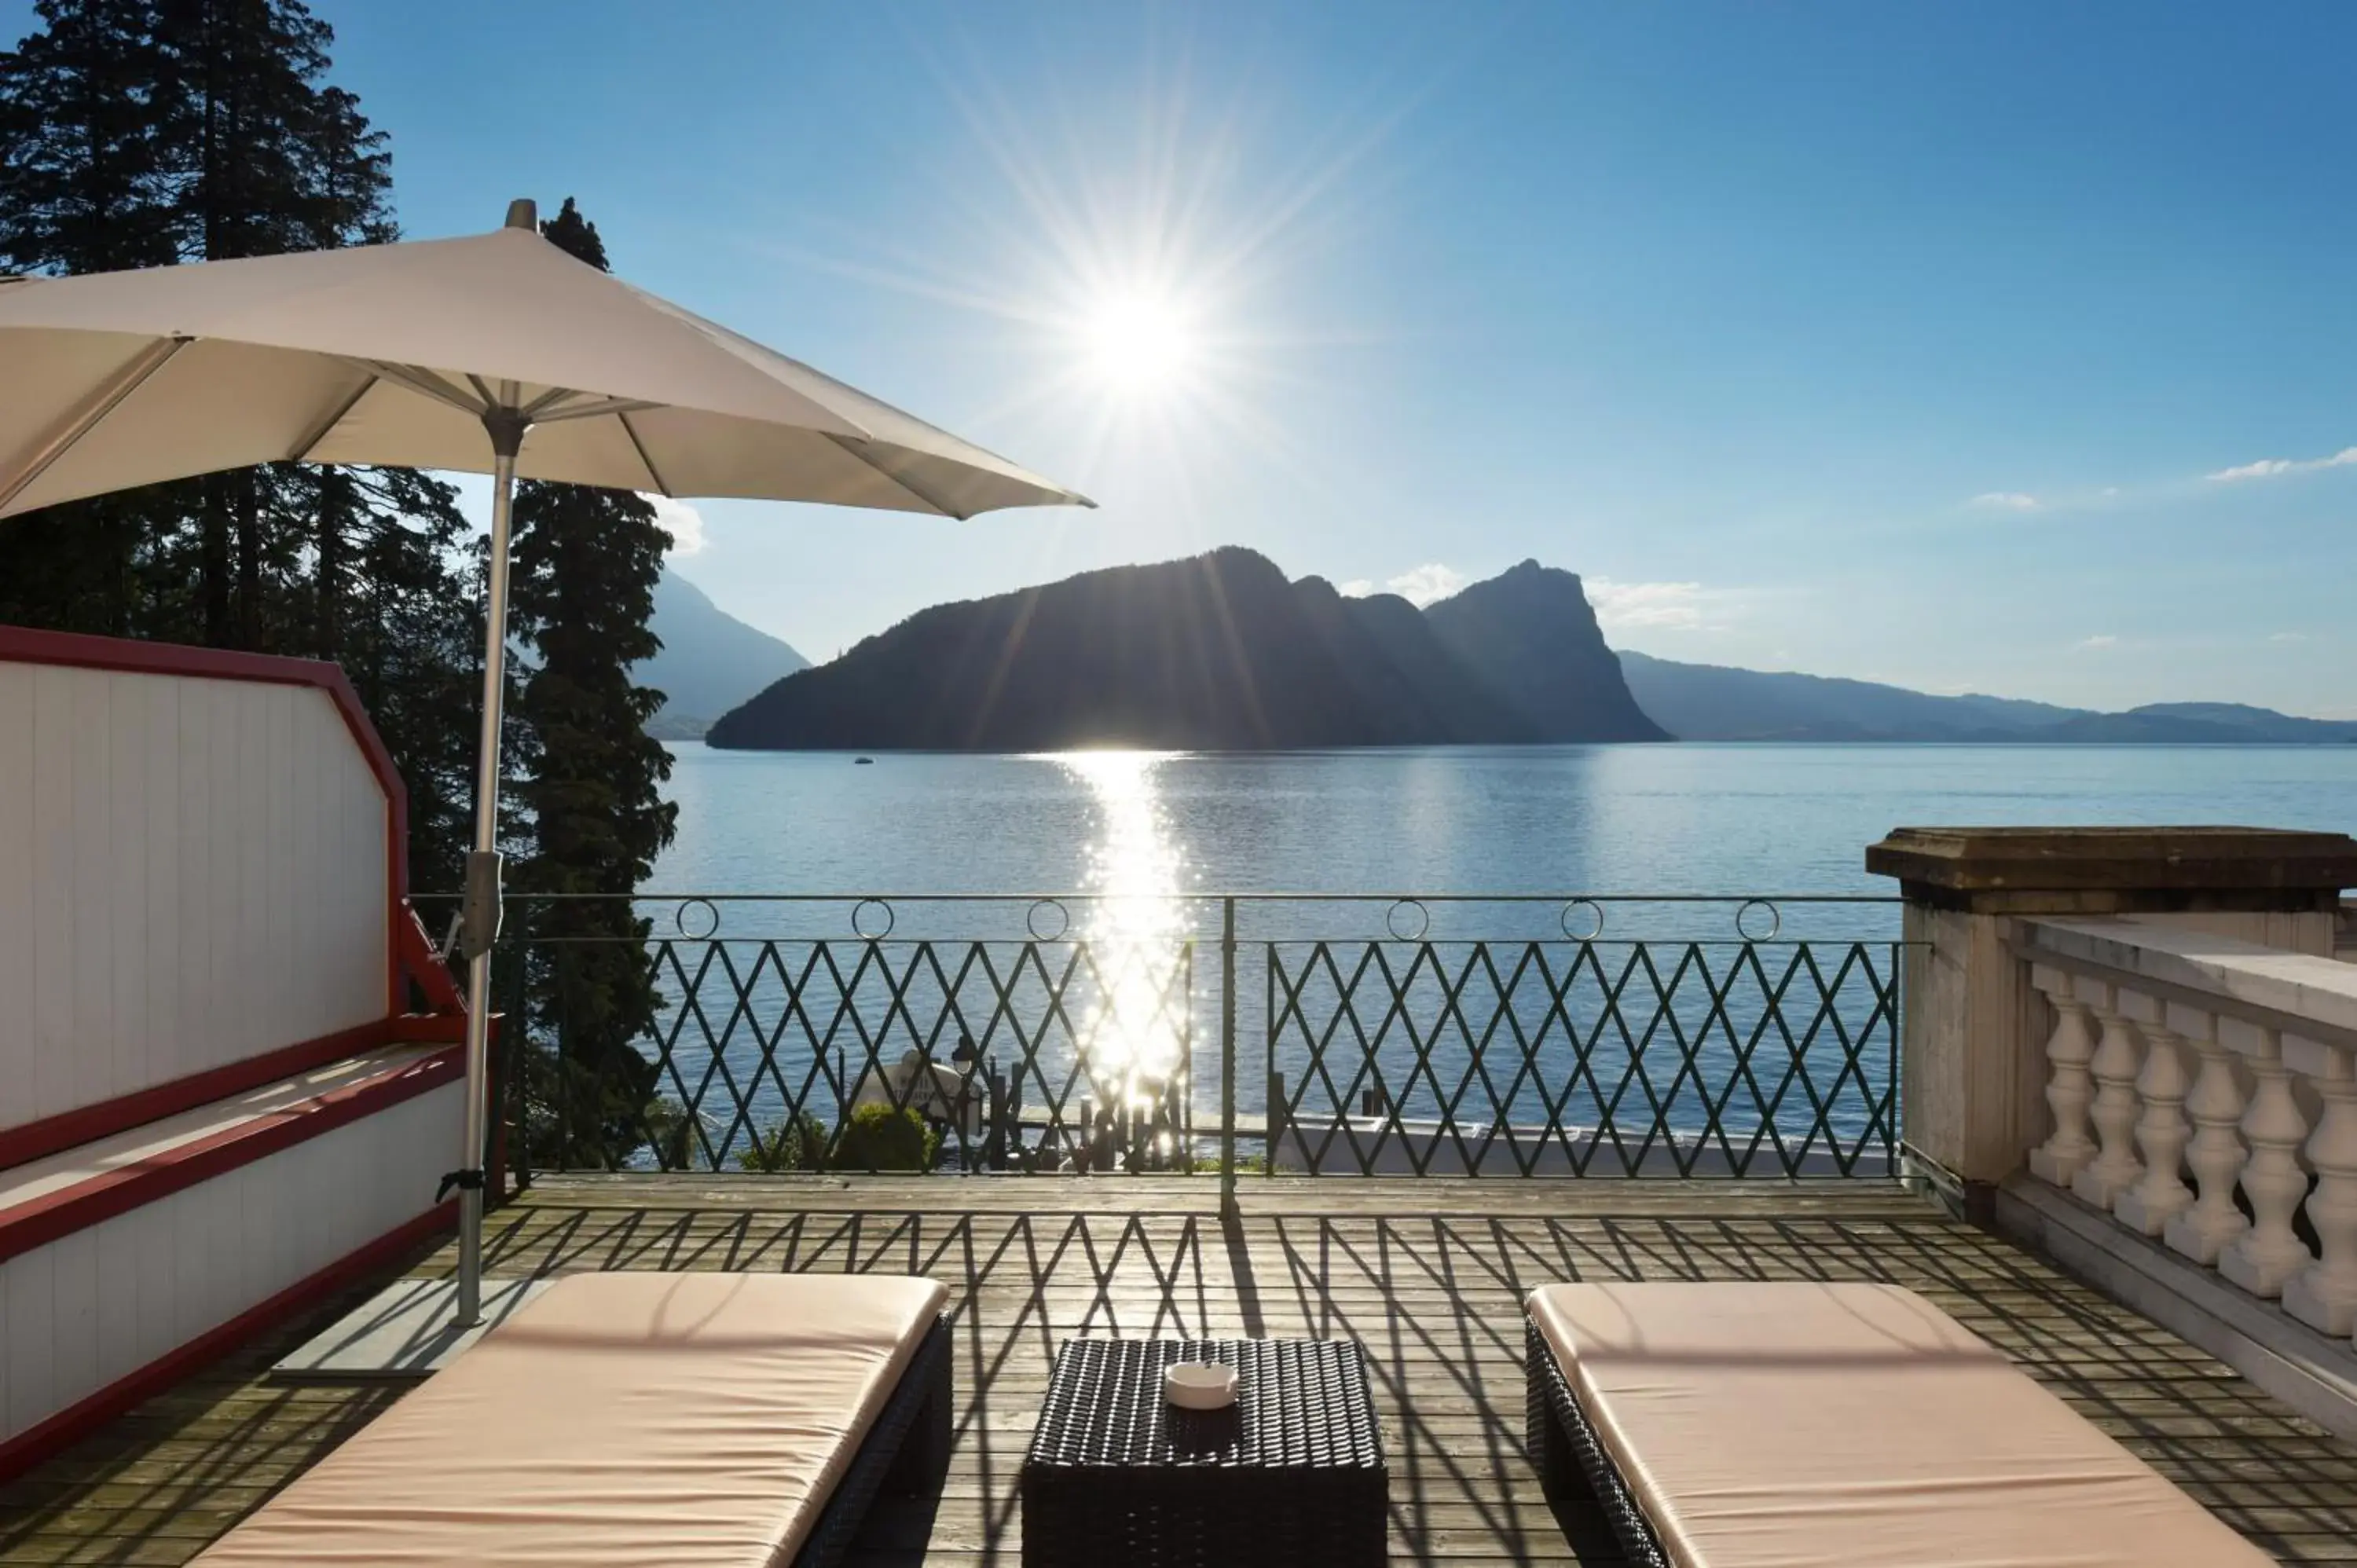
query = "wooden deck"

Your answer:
(6, 1177), (2357, 1565)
